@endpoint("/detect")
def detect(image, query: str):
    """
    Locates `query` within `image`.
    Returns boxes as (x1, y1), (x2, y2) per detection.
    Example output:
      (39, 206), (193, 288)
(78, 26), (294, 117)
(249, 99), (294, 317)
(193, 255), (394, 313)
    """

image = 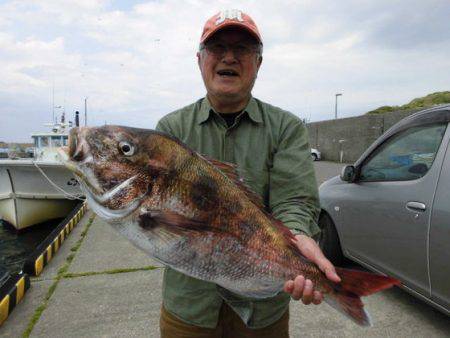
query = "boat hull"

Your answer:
(0, 160), (83, 230)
